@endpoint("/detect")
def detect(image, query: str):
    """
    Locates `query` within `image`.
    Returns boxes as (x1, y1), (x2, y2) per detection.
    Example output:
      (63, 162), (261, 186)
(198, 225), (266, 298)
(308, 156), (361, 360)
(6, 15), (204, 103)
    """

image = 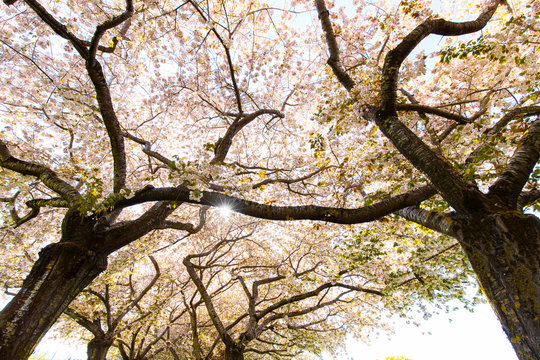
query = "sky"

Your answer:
(338, 301), (518, 360)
